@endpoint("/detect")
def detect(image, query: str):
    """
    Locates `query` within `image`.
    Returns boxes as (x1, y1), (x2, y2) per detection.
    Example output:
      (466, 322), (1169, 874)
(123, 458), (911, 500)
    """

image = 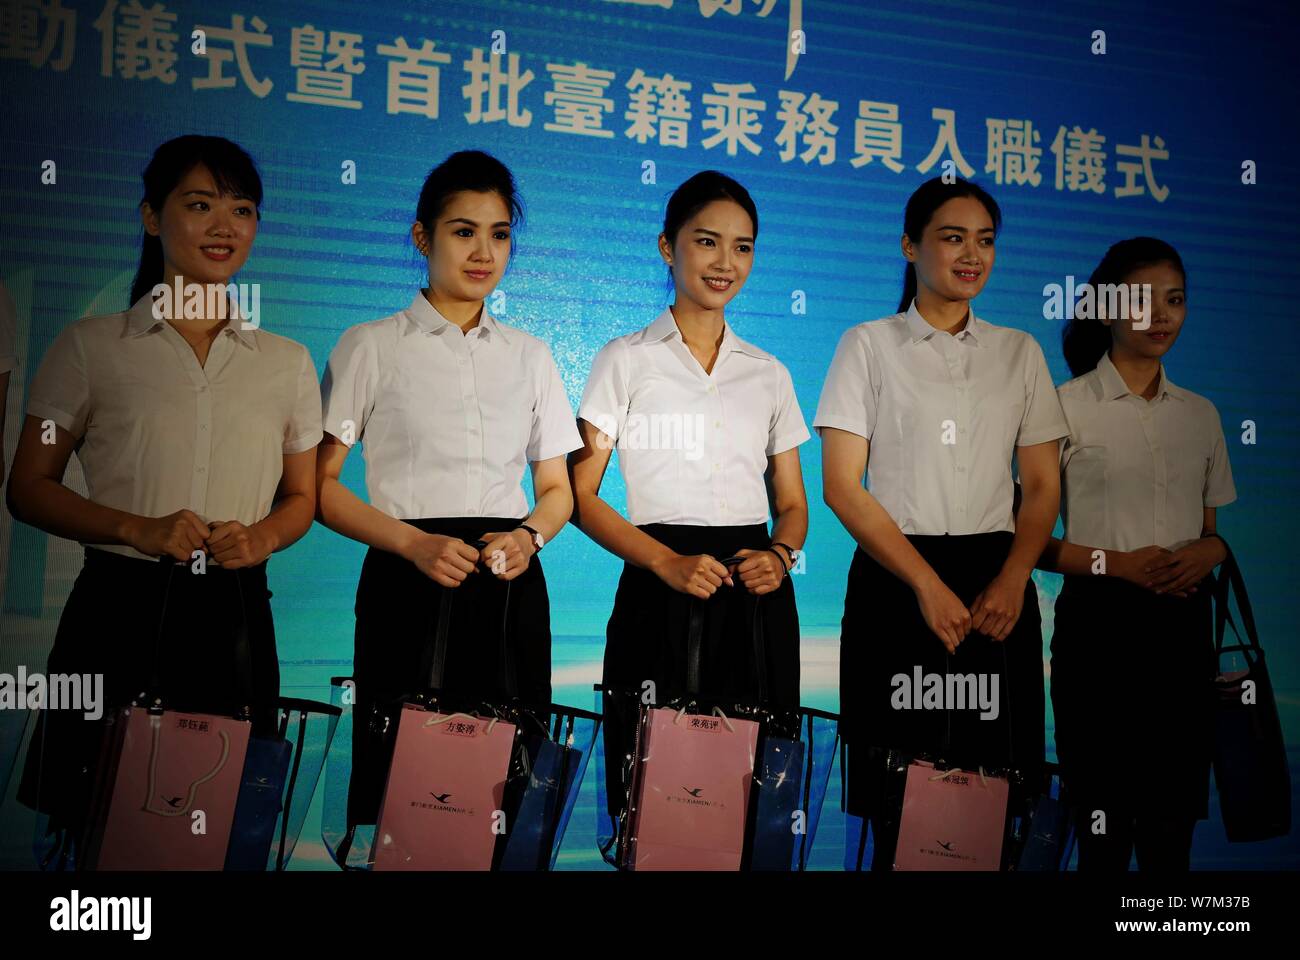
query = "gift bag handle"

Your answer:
(684, 590), (766, 701)
(142, 714), (232, 817)
(1212, 537), (1261, 662)
(939, 642), (1013, 772)
(420, 552), (515, 699)
(147, 559), (255, 719)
